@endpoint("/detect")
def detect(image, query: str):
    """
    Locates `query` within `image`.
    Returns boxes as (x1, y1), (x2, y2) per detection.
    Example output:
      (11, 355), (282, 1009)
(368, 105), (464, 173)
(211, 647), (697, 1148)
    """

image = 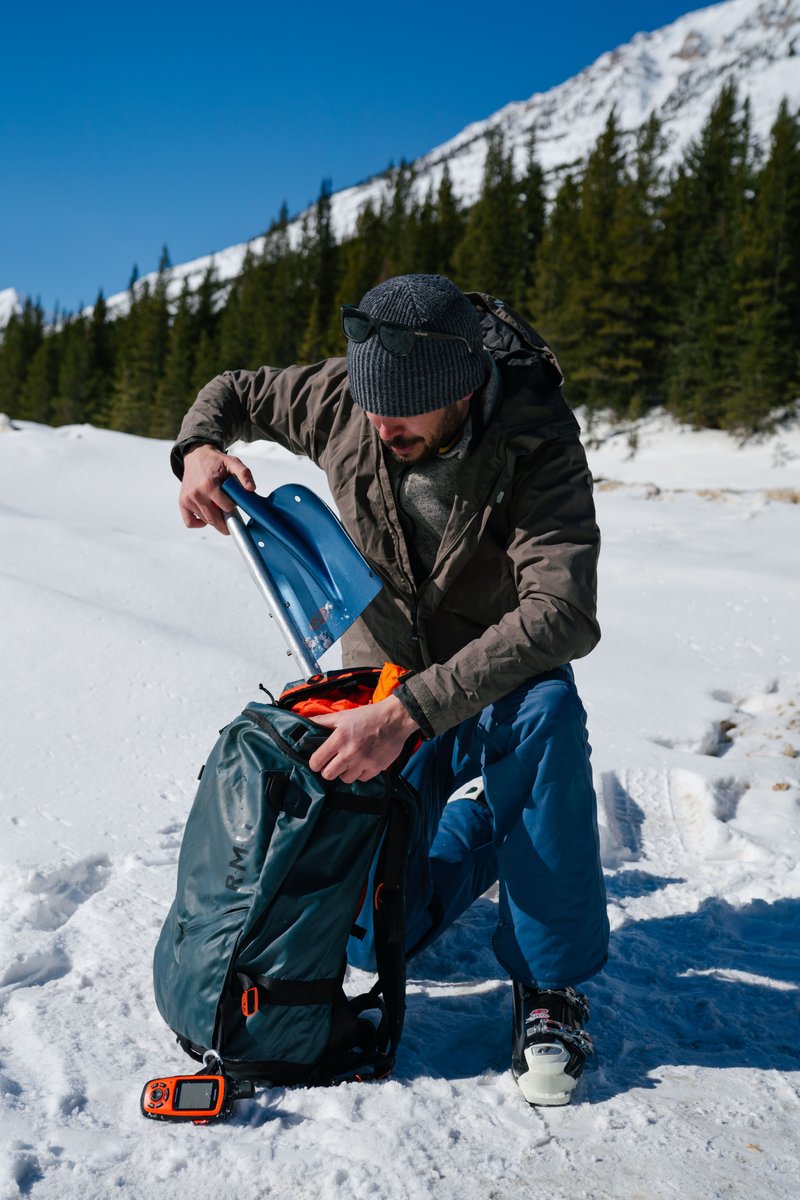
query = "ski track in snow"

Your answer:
(1, 418), (799, 1199)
